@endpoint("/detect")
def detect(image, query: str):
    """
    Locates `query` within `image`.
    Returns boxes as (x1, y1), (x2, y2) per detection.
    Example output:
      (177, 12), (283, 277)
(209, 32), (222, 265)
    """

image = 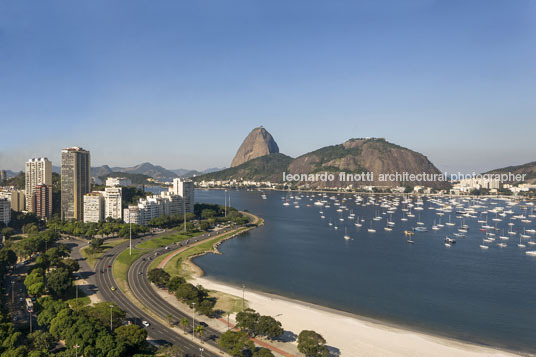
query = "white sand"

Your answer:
(192, 276), (521, 357)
